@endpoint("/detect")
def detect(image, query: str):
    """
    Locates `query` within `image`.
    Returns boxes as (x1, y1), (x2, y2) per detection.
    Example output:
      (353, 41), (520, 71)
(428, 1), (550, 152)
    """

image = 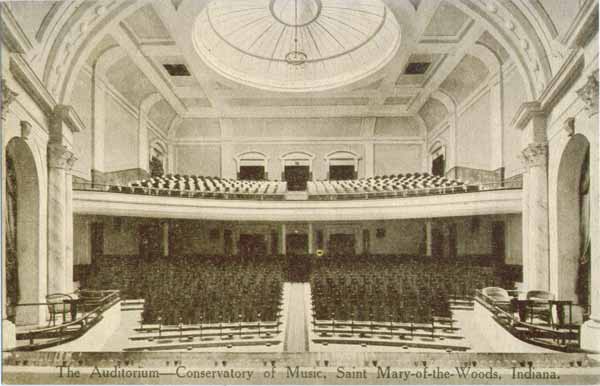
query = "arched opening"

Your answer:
(280, 151), (315, 191)
(235, 151), (268, 180)
(149, 140), (167, 177)
(4, 138), (42, 325)
(556, 134), (590, 304)
(429, 140), (446, 176)
(324, 150), (361, 180)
